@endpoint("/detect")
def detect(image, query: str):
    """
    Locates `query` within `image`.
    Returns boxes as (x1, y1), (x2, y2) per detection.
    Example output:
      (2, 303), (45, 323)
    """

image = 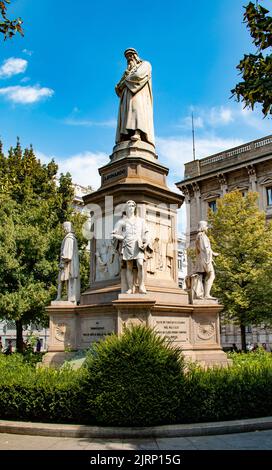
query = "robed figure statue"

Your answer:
(56, 221), (81, 303)
(115, 48), (155, 147)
